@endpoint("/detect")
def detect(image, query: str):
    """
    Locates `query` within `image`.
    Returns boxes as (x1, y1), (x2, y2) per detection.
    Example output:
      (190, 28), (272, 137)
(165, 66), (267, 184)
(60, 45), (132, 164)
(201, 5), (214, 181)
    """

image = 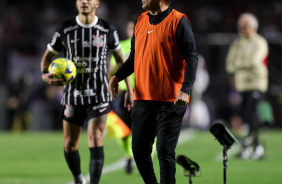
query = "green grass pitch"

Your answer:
(0, 129), (281, 184)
